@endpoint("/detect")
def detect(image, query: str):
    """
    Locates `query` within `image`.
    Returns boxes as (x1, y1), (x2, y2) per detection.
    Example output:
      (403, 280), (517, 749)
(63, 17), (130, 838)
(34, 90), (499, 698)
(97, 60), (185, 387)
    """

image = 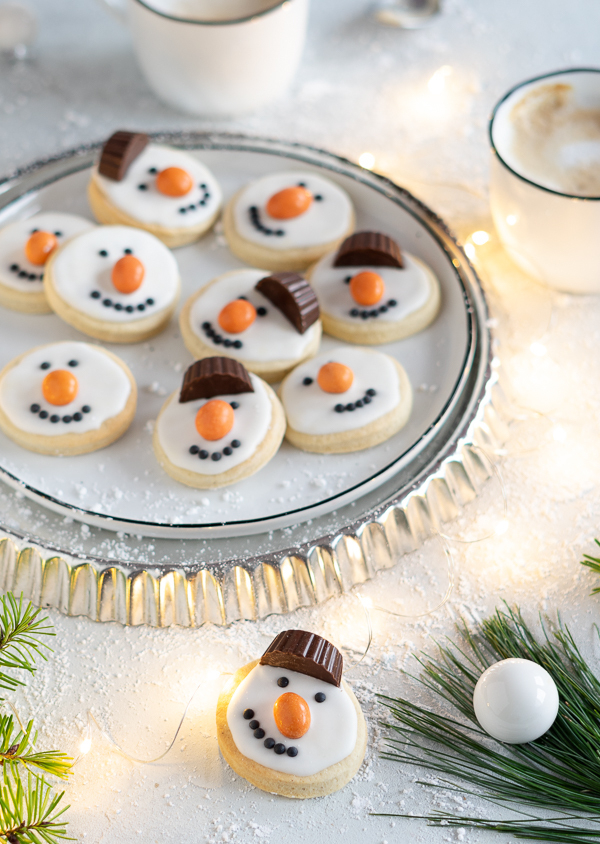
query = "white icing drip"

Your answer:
(0, 342), (131, 436)
(311, 250), (434, 323)
(94, 145), (222, 229)
(51, 225), (179, 323)
(188, 269), (320, 363)
(0, 213), (94, 294)
(156, 373), (272, 475)
(227, 664), (358, 777)
(281, 346), (401, 435)
(233, 171), (353, 250)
